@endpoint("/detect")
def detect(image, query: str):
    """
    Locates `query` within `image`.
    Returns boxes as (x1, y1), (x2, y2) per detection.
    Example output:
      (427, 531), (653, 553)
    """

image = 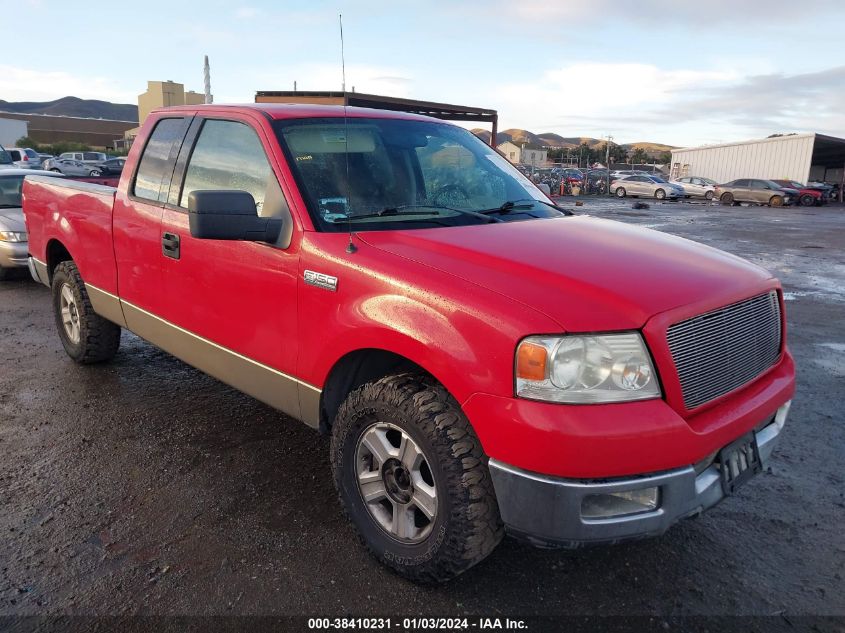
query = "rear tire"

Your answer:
(720, 192), (734, 205)
(330, 373), (503, 583)
(799, 194), (815, 207)
(615, 187), (626, 198)
(89, 170), (102, 177)
(51, 261), (121, 364)
(655, 189), (666, 200)
(705, 190), (714, 200)
(769, 195), (784, 207)
(50, 168), (61, 173)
